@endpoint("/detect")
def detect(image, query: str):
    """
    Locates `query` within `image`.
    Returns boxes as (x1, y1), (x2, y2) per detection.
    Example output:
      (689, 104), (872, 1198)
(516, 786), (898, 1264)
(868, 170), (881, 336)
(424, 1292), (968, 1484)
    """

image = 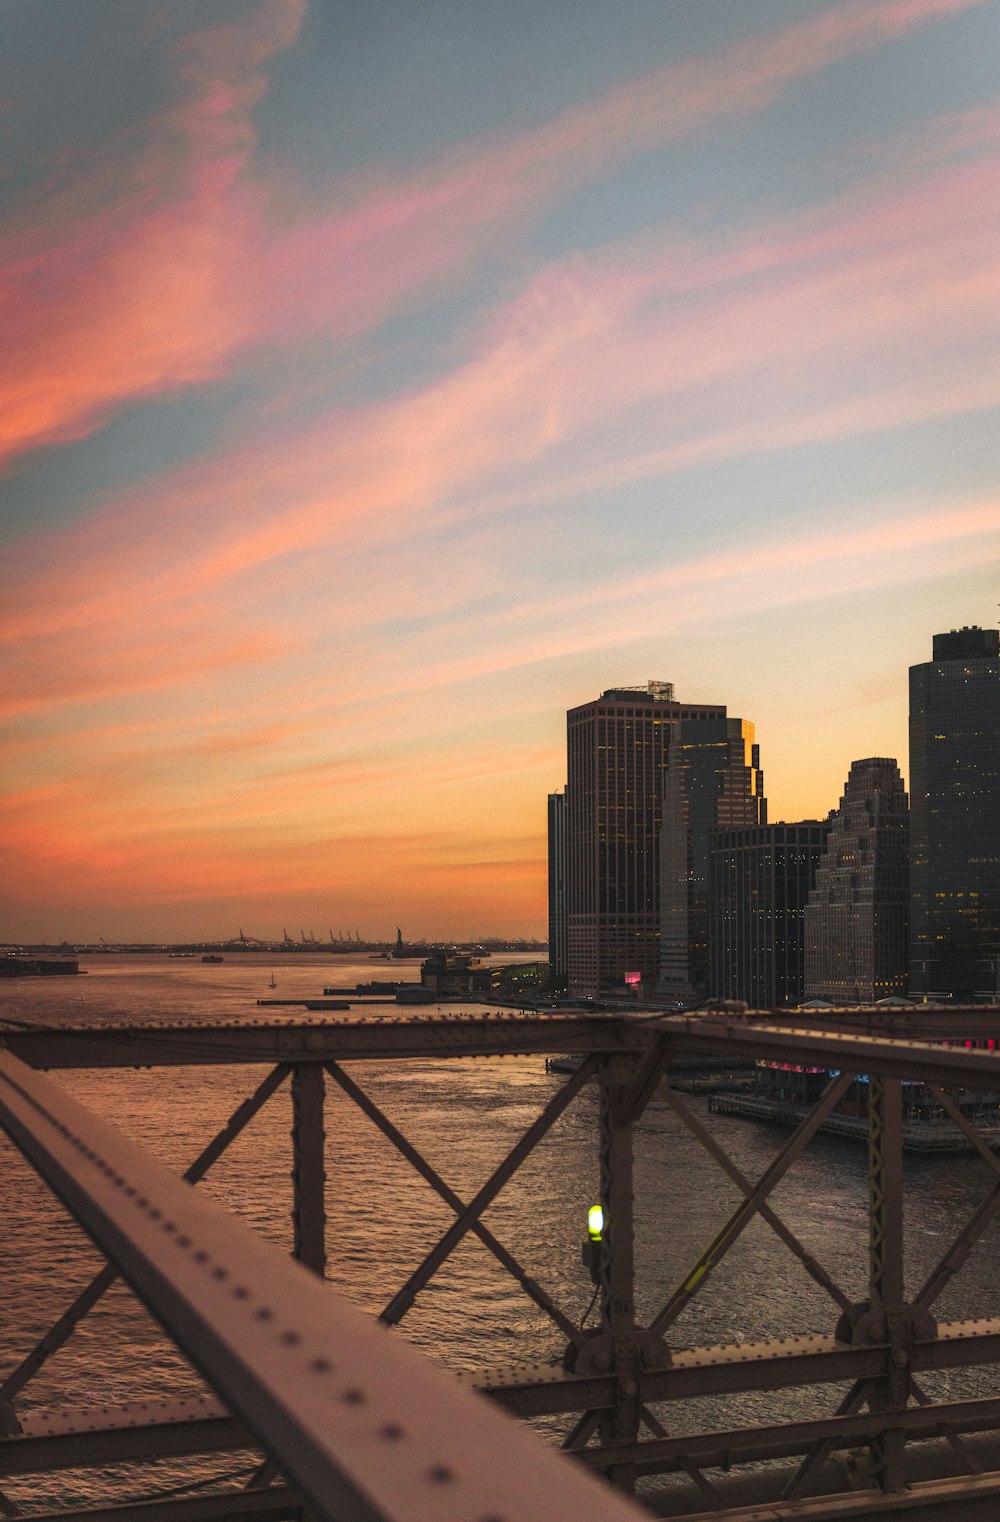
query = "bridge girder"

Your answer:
(2, 1009), (1000, 1521)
